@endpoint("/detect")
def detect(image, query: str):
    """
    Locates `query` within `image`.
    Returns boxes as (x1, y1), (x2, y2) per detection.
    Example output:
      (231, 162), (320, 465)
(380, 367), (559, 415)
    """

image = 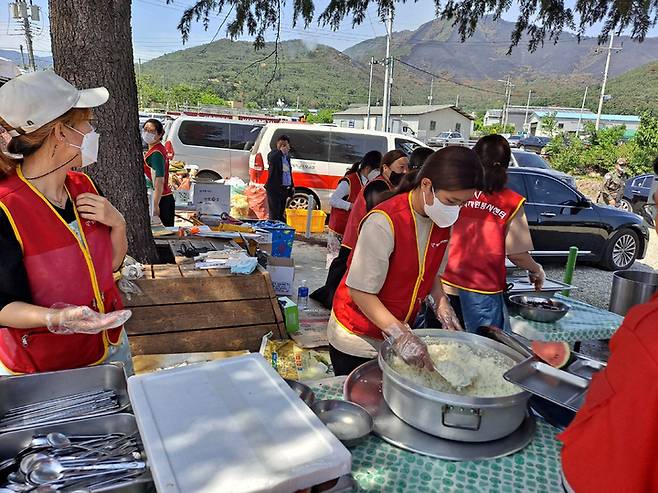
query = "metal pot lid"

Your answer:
(344, 361), (536, 461)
